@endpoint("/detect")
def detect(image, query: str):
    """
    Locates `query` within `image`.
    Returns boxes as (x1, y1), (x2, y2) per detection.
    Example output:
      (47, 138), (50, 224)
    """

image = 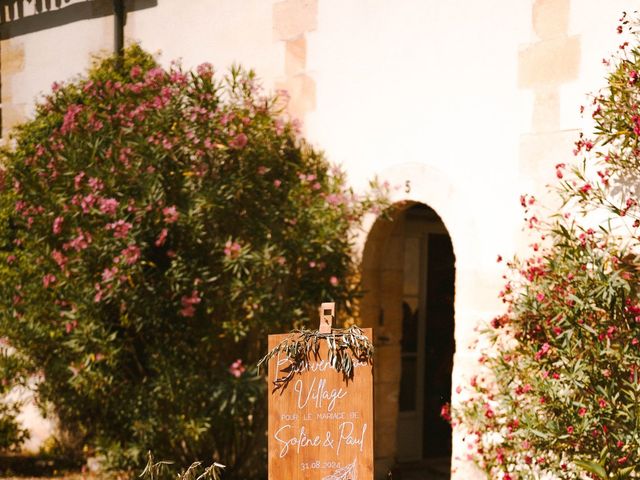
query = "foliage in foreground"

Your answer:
(139, 452), (225, 480)
(0, 205), (29, 453)
(451, 13), (640, 480)
(0, 45), (387, 476)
